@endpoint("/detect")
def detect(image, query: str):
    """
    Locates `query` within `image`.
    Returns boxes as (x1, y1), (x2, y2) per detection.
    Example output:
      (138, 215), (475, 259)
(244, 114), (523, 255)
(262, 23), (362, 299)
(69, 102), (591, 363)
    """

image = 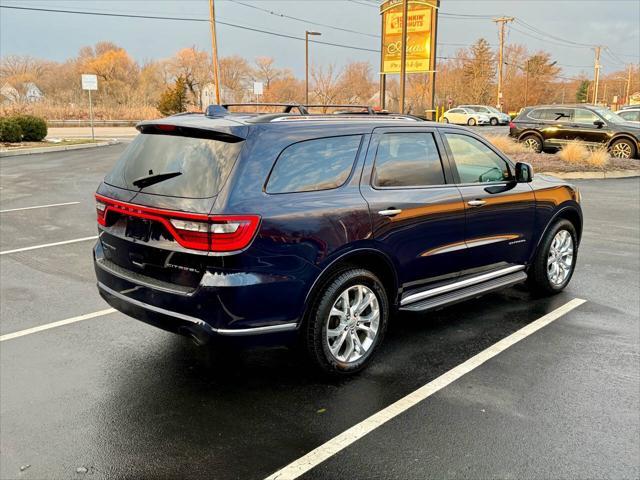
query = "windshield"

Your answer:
(486, 106), (502, 114)
(593, 107), (626, 124)
(105, 133), (243, 198)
